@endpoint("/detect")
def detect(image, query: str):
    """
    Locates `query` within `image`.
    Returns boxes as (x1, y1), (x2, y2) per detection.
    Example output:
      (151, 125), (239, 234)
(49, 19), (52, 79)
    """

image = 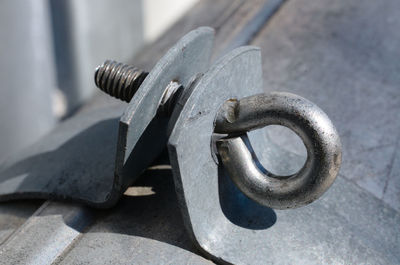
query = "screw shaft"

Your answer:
(94, 60), (148, 102)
